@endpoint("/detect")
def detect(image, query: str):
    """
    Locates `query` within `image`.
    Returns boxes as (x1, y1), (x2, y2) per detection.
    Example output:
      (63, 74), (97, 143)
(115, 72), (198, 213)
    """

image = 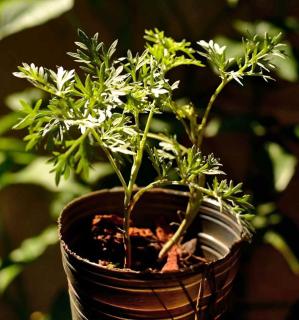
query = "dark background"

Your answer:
(1, 1), (299, 319)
